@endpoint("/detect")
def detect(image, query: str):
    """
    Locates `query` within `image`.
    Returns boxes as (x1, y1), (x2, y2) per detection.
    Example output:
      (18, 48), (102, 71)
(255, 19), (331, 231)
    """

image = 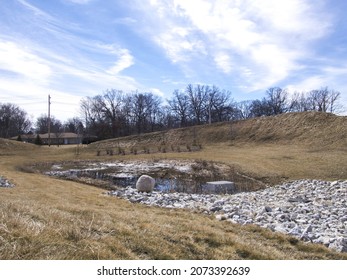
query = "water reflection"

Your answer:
(47, 169), (236, 194)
